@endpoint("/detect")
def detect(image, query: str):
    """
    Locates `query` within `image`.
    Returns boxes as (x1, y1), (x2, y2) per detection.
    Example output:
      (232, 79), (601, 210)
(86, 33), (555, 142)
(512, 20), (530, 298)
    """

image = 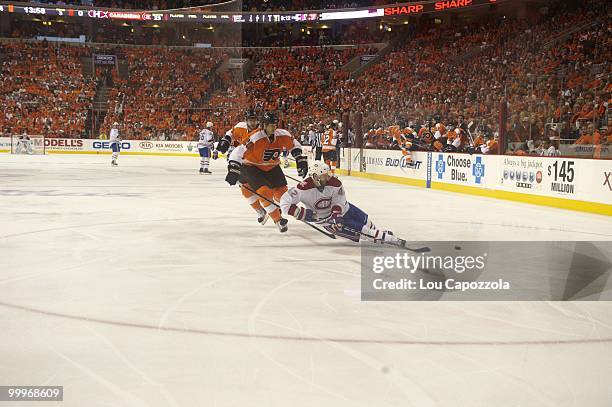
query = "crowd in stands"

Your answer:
(325, 0), (611, 155)
(2, 0), (609, 157)
(102, 47), (226, 140)
(207, 46), (369, 135)
(4, 15), (389, 48)
(0, 41), (95, 138)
